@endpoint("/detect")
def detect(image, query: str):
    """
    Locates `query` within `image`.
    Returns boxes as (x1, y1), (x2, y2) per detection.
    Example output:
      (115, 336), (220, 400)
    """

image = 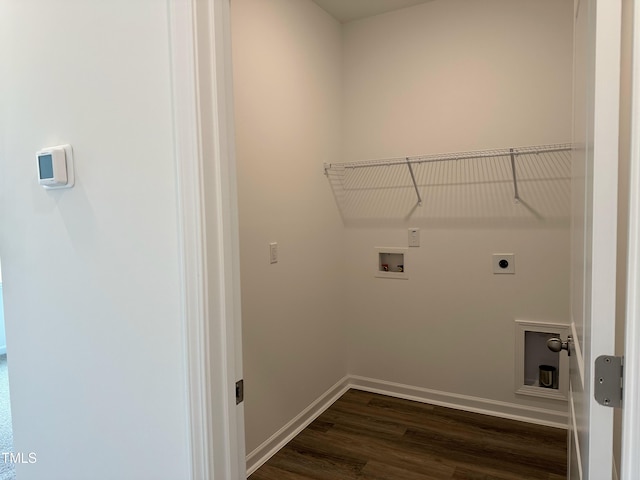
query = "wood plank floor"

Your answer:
(249, 389), (567, 480)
